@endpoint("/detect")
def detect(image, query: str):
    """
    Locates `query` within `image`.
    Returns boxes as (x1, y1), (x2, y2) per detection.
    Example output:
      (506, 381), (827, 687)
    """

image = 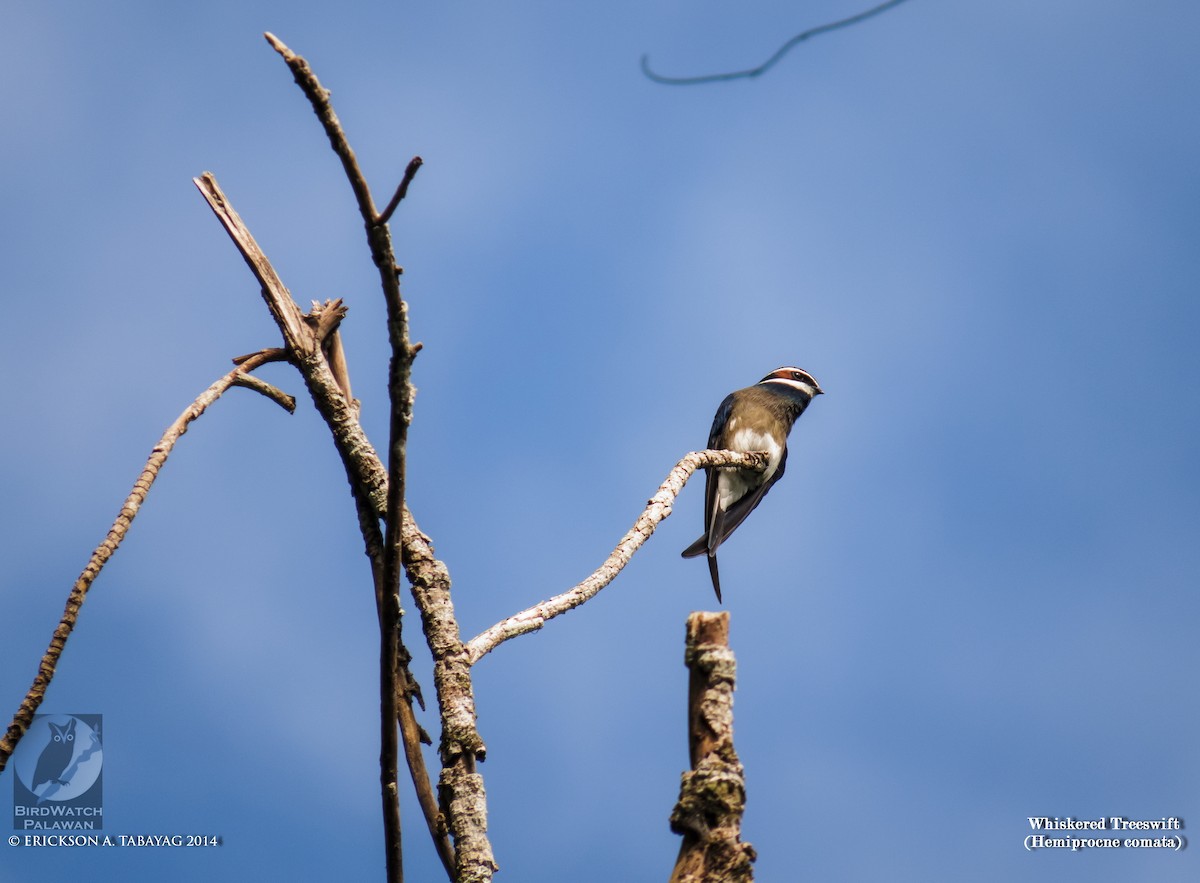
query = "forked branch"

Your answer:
(263, 32), (435, 883)
(194, 173), (390, 516)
